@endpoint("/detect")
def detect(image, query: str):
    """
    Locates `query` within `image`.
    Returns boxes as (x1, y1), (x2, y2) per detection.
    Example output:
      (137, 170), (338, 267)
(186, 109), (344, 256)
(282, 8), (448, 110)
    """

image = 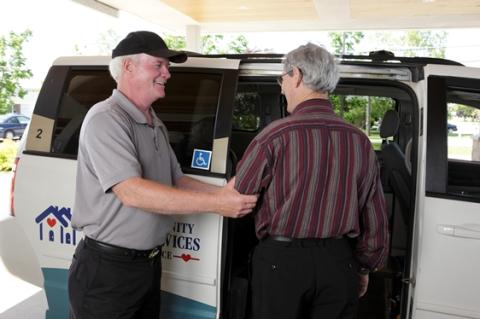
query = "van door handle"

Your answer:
(437, 224), (480, 240)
